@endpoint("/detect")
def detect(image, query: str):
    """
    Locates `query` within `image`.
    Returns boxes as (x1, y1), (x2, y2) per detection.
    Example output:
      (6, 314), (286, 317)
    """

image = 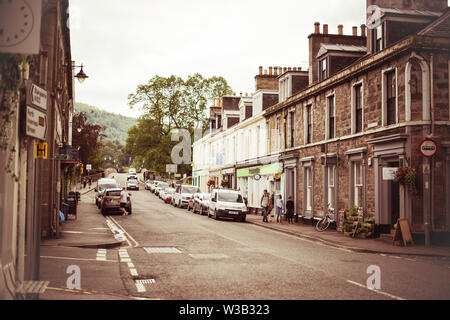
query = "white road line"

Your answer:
(135, 282), (146, 293)
(346, 280), (406, 300)
(127, 262), (135, 268)
(130, 268), (138, 276)
(40, 256), (117, 263)
(120, 257), (131, 263)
